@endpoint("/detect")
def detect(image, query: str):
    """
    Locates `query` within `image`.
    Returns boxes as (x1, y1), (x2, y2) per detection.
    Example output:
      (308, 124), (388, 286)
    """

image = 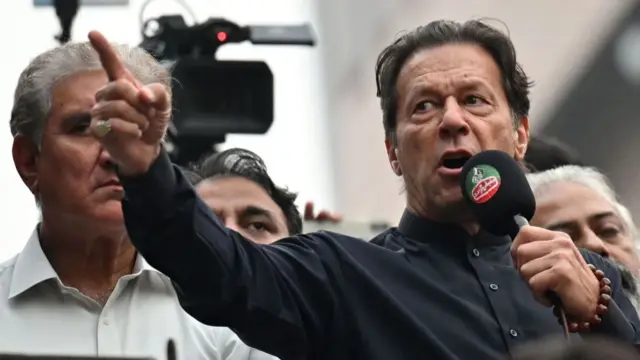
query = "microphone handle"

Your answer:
(507, 215), (529, 239)
(511, 215), (563, 305)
